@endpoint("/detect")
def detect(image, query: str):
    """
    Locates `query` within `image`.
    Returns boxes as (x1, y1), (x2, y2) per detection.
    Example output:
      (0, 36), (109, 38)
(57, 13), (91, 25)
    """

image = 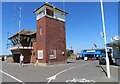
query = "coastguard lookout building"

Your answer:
(8, 3), (68, 66)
